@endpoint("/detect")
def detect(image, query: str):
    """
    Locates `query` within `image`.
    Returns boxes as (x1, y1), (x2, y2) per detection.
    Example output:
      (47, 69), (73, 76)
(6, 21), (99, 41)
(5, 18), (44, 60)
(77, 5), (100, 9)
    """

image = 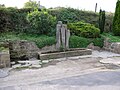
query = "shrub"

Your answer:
(49, 7), (99, 27)
(112, 0), (120, 36)
(27, 9), (56, 35)
(69, 35), (90, 48)
(0, 7), (31, 33)
(89, 37), (104, 48)
(69, 35), (104, 48)
(68, 21), (100, 38)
